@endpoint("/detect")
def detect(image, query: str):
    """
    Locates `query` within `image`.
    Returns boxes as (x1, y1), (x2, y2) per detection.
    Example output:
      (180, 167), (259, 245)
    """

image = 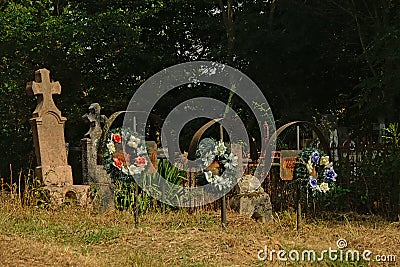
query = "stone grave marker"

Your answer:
(81, 106), (159, 209)
(27, 68), (89, 205)
(230, 175), (273, 223)
(229, 144), (273, 223)
(26, 68), (72, 186)
(81, 103), (114, 209)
